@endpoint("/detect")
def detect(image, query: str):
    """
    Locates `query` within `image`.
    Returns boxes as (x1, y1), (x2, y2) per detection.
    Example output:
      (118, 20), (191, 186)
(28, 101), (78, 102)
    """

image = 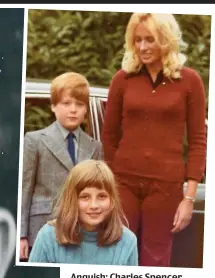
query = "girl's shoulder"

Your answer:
(37, 222), (56, 239)
(121, 226), (137, 244)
